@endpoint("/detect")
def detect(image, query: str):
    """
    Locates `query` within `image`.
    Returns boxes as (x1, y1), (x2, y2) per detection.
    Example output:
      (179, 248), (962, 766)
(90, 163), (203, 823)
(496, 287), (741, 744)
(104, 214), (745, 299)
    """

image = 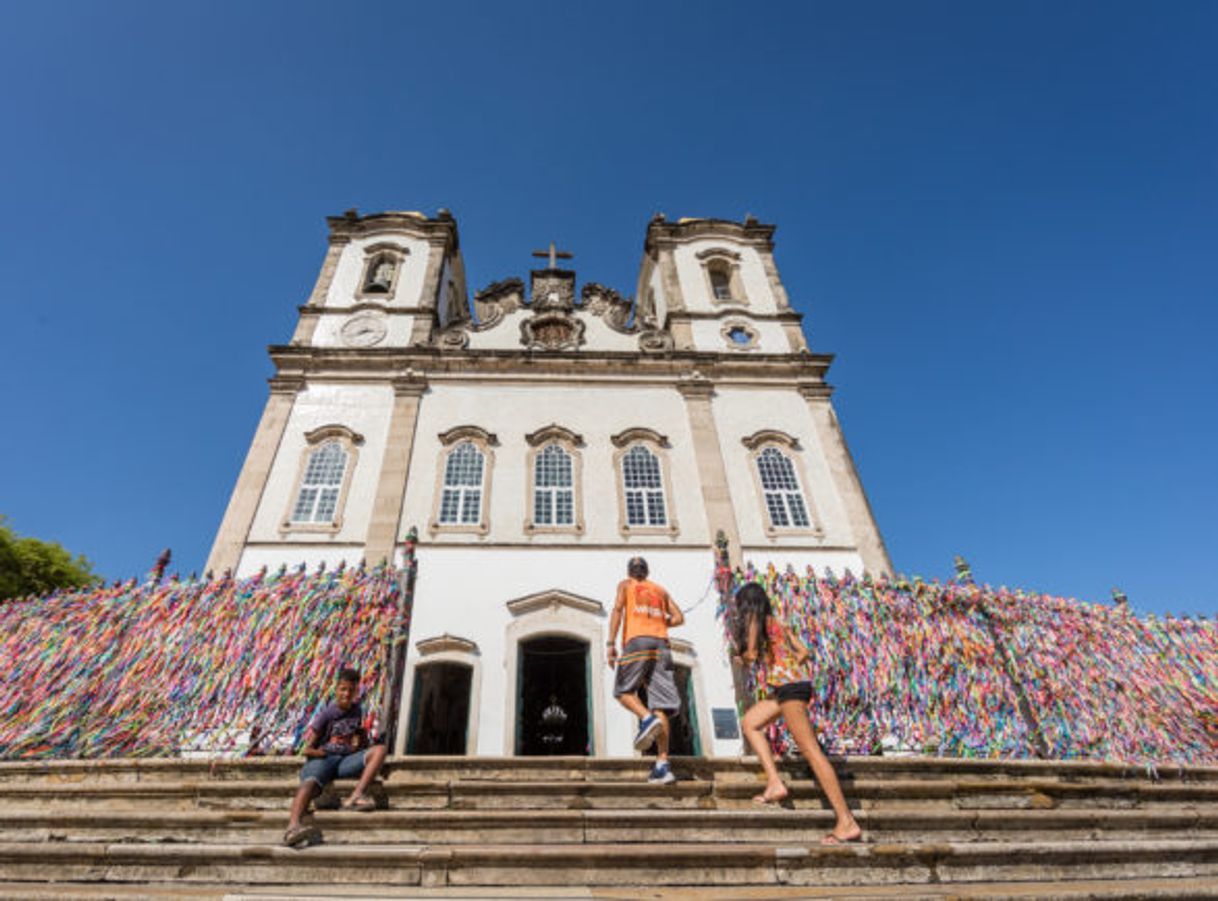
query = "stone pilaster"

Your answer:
(677, 375), (741, 560)
(799, 383), (893, 576)
(658, 249), (694, 350)
(363, 373), (429, 564)
(205, 376), (304, 574)
(409, 242), (449, 346)
(291, 238), (349, 346)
